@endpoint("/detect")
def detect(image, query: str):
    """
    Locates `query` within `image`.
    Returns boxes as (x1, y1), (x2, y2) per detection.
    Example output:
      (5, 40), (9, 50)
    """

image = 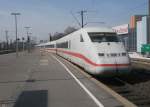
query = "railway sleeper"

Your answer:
(111, 87), (131, 93)
(111, 86), (130, 90)
(127, 96), (148, 100)
(116, 90), (131, 94)
(122, 92), (141, 97)
(132, 99), (150, 106)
